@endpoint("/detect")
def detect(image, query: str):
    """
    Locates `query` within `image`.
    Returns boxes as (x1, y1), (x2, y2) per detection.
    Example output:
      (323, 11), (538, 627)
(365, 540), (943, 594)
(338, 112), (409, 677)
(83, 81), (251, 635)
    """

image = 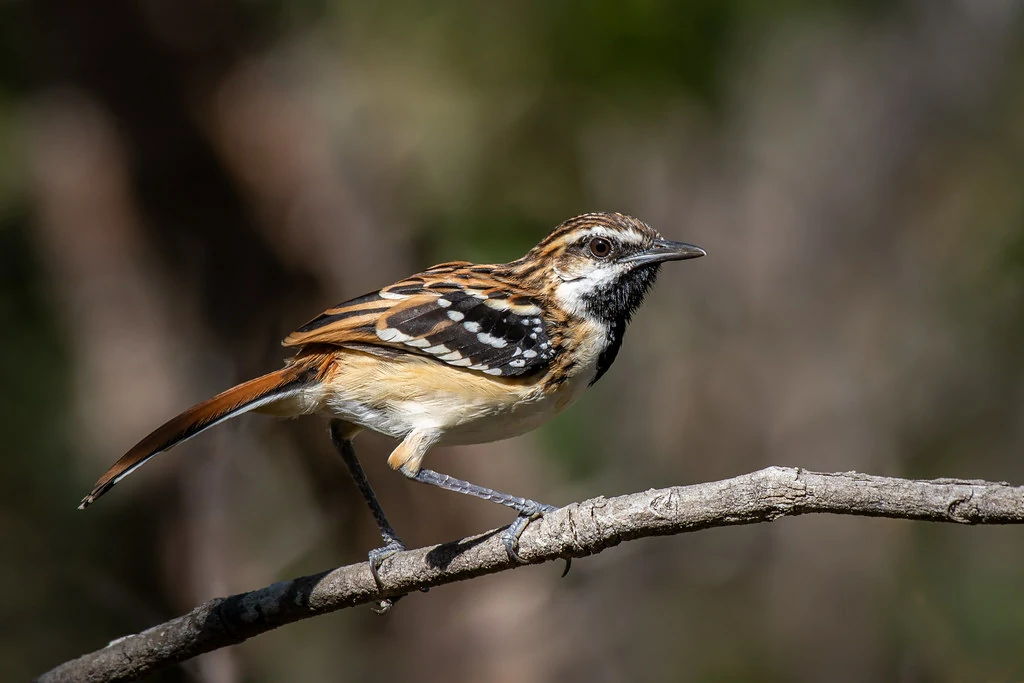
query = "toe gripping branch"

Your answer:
(330, 421), (570, 608)
(412, 469), (570, 575)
